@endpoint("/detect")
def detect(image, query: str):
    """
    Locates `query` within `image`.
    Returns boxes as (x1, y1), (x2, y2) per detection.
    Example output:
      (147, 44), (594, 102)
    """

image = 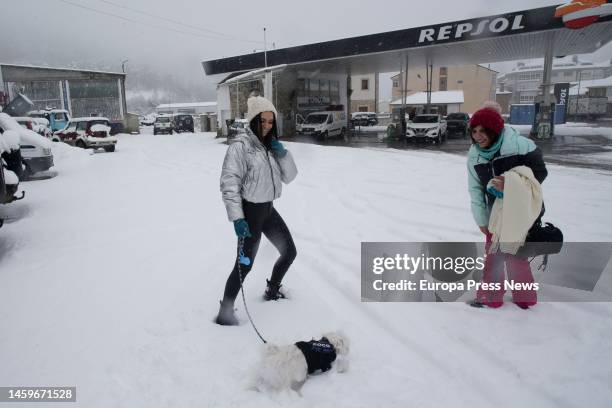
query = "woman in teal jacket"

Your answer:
(467, 108), (547, 309)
